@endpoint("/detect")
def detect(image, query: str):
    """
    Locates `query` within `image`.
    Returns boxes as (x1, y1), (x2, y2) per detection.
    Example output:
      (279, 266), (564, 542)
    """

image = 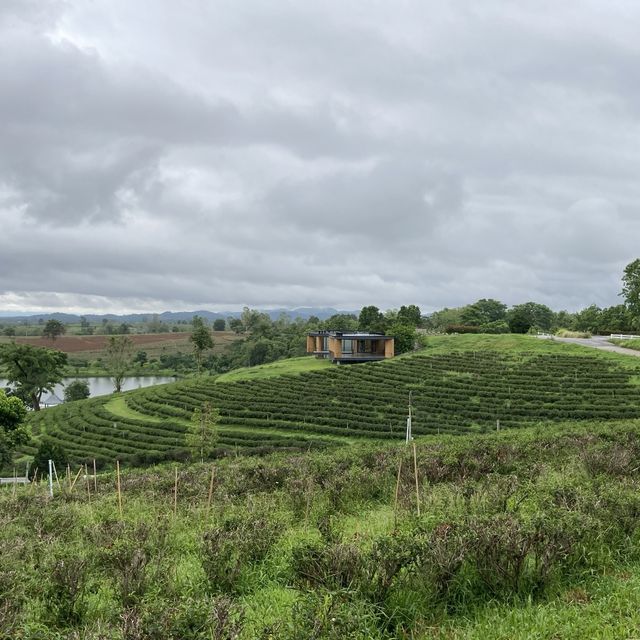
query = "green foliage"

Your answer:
(31, 439), (67, 477)
(64, 380), (91, 402)
(0, 343), (67, 410)
(42, 318), (66, 341)
(397, 304), (422, 327)
(461, 298), (507, 326)
(0, 390), (28, 467)
(324, 313), (358, 331)
(213, 318), (226, 331)
(105, 335), (134, 392)
(359, 305), (386, 333)
(190, 315), (214, 372)
(507, 302), (554, 333)
(188, 402), (220, 462)
(622, 258), (640, 322)
(387, 322), (416, 354)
